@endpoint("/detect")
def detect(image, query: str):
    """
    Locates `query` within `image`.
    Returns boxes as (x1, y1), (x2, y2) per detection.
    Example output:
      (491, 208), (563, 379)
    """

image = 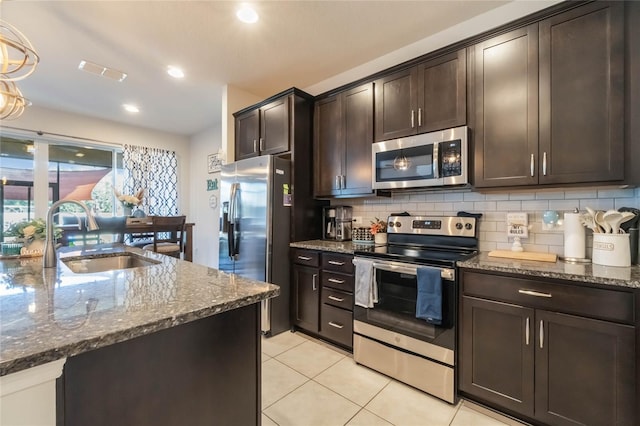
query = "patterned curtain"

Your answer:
(123, 145), (178, 216)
